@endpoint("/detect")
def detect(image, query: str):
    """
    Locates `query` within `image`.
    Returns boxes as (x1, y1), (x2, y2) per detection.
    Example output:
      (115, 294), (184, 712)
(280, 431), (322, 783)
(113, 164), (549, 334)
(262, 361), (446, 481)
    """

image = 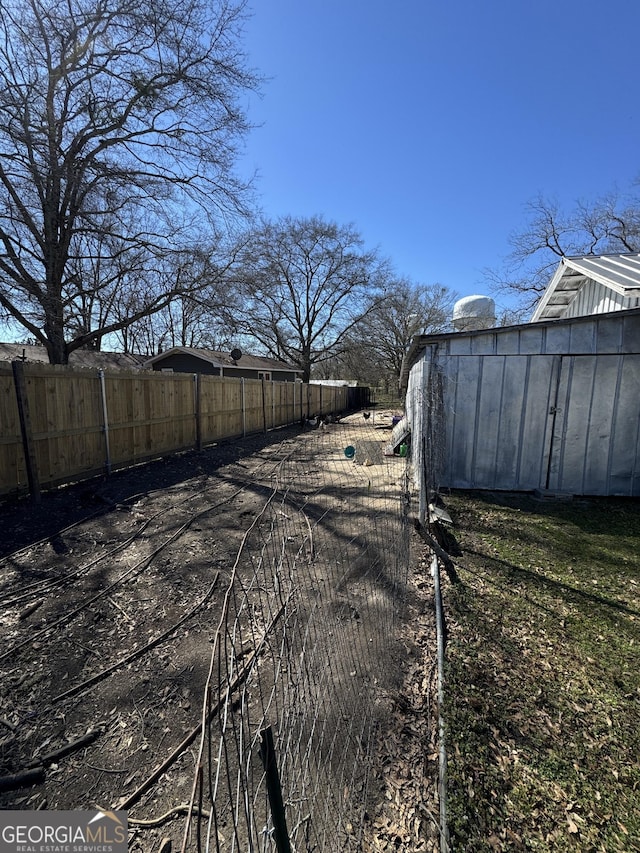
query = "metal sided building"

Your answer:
(531, 253), (640, 321)
(403, 307), (640, 514)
